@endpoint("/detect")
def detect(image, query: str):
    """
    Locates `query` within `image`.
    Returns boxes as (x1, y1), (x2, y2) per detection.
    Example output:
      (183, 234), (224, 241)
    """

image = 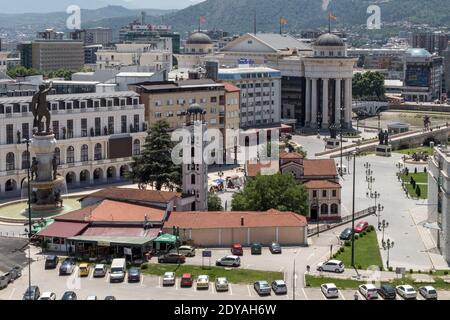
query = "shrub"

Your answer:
(344, 240), (351, 247)
(444, 271), (448, 275)
(339, 247), (345, 253)
(388, 267), (393, 272)
(141, 263), (148, 270)
(409, 269), (413, 274)
(354, 234), (359, 240)
(429, 270), (433, 275)
(418, 270), (421, 274)
(359, 233), (364, 238)
(357, 264), (362, 270)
